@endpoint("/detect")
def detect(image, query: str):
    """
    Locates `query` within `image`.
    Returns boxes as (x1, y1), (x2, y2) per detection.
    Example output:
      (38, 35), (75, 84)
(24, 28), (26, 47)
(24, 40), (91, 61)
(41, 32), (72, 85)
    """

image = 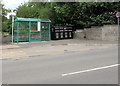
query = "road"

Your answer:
(2, 44), (118, 84)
